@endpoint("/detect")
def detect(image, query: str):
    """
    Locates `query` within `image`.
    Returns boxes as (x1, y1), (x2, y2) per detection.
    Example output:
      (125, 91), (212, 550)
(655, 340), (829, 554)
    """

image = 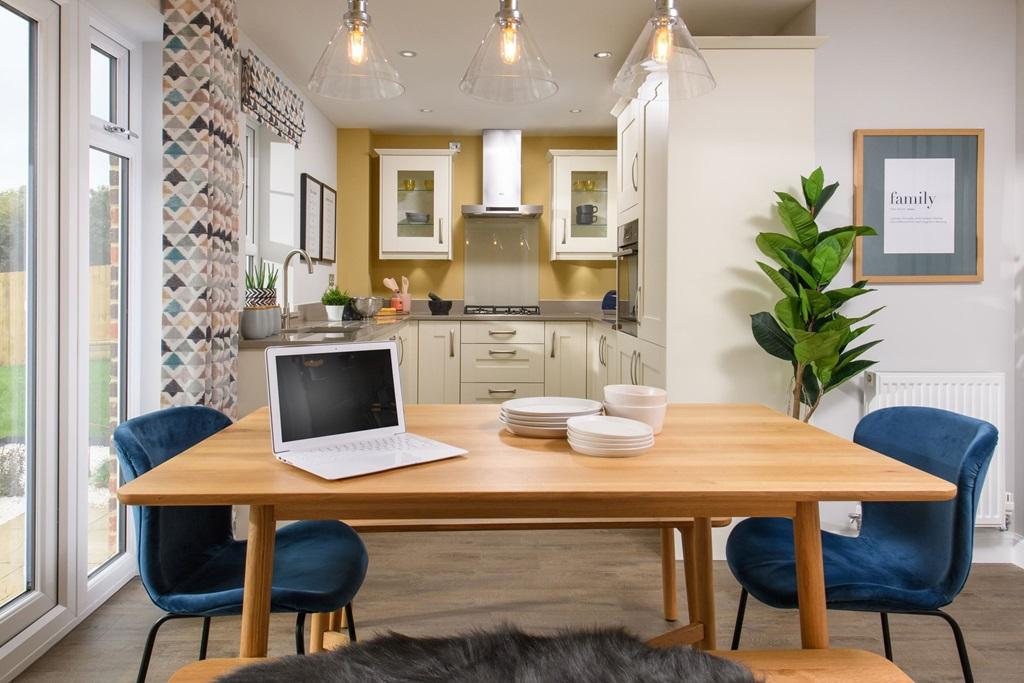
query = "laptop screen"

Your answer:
(273, 348), (400, 443)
